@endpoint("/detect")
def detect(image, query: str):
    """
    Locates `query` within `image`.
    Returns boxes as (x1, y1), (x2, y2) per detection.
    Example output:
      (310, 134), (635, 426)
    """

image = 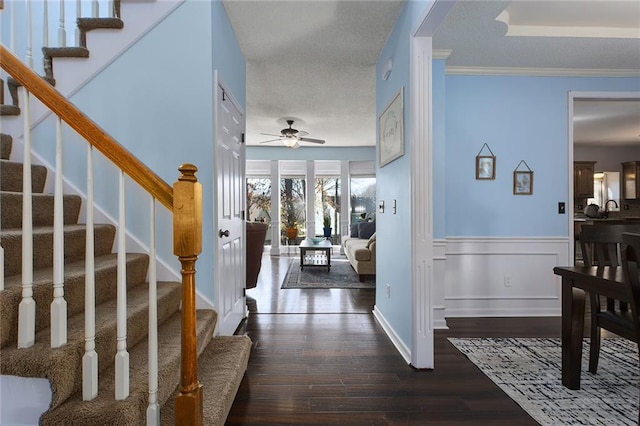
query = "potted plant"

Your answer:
(323, 215), (332, 238)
